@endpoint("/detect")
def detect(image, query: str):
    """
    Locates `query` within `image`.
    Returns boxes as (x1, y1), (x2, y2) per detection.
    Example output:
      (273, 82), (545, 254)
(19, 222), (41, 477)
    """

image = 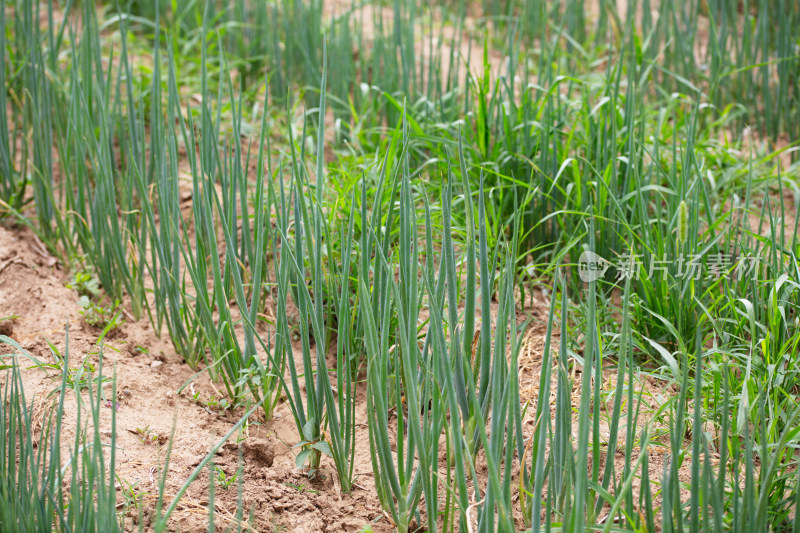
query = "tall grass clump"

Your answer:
(0, 6), (27, 216)
(357, 115), (523, 531)
(133, 12), (284, 414)
(521, 264), (800, 530)
(0, 0), (67, 229)
(266, 48), (361, 492)
(0, 330), (120, 532)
